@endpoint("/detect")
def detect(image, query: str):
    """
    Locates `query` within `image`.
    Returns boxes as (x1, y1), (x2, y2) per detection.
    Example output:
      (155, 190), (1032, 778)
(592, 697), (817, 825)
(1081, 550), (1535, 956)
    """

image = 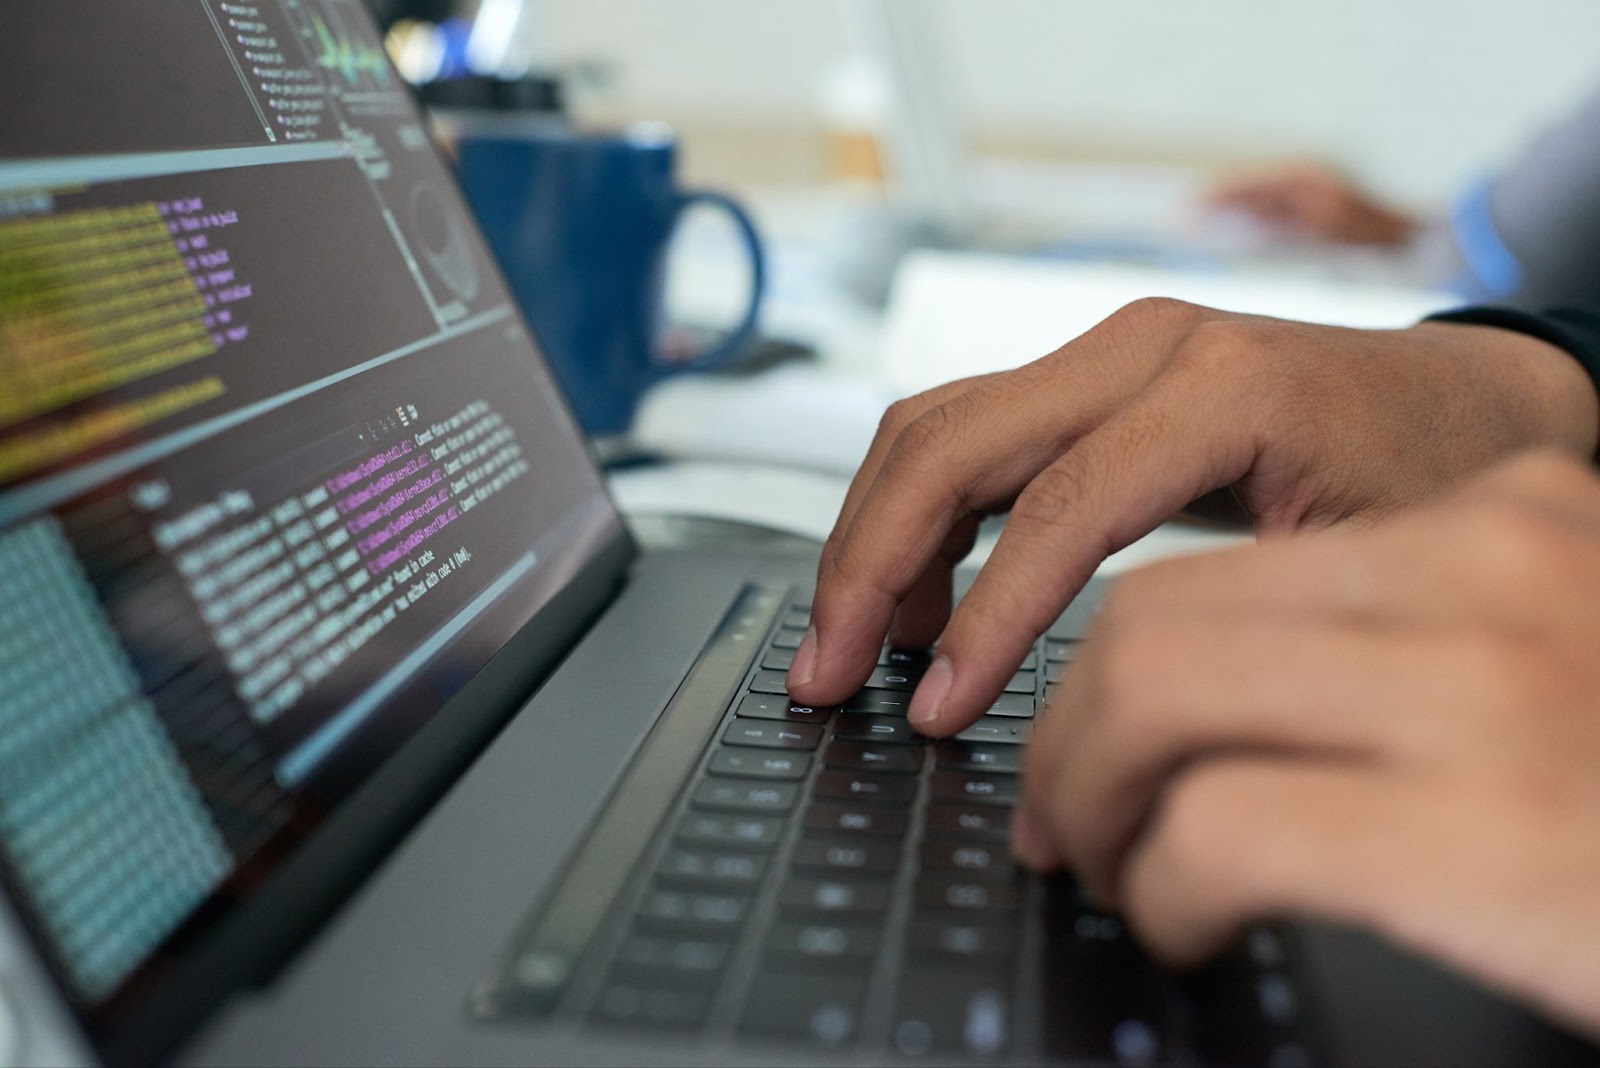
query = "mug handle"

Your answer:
(664, 189), (767, 368)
